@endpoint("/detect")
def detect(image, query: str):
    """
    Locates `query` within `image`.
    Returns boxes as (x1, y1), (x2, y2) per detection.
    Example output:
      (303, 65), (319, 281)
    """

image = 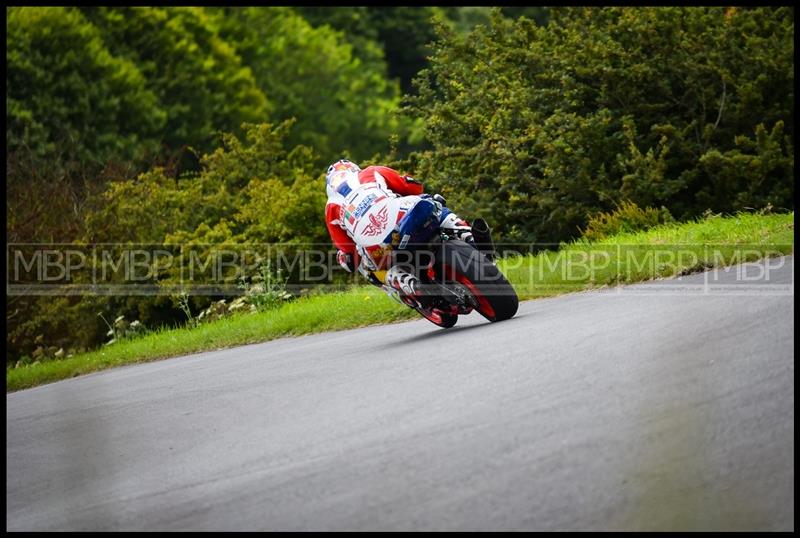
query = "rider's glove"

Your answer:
(337, 250), (355, 272)
(432, 193), (447, 207)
